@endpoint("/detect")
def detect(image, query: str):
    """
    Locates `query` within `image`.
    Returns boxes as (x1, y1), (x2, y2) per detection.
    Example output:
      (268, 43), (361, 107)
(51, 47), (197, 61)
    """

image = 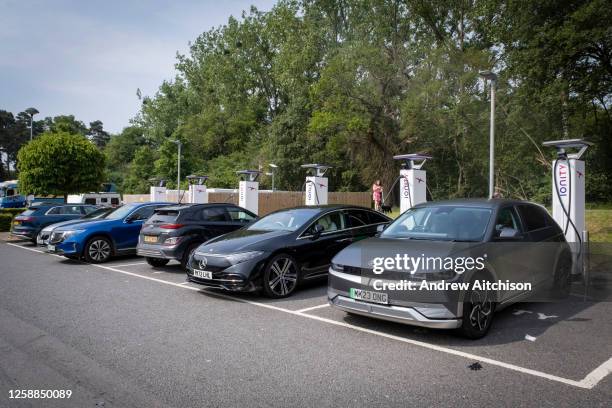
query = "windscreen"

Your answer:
(84, 207), (114, 219)
(247, 209), (319, 232)
(104, 203), (138, 220)
(382, 205), (492, 242)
